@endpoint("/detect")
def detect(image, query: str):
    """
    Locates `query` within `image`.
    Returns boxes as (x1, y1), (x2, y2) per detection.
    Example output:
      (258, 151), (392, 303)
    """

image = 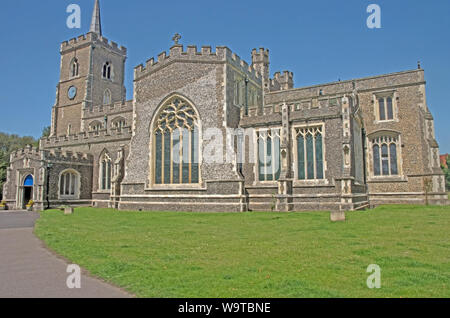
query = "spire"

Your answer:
(89, 0), (102, 36)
